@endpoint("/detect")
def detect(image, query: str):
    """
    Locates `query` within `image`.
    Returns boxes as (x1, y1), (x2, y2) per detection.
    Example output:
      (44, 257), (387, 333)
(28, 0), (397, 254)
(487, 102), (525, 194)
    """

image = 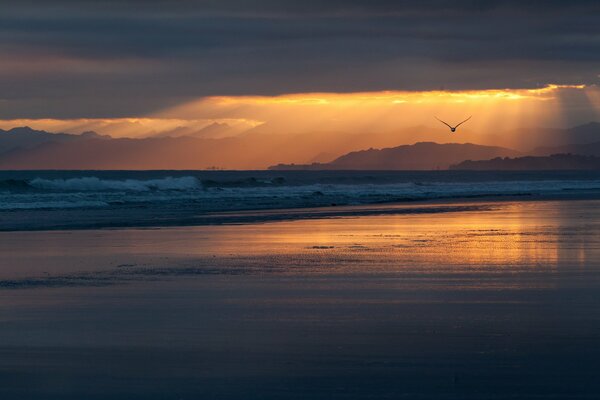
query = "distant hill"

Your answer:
(0, 126), (475, 170)
(568, 122), (600, 144)
(154, 122), (236, 139)
(269, 142), (521, 170)
(0, 127), (107, 155)
(0, 126), (425, 170)
(3, 123), (600, 170)
(531, 141), (600, 157)
(189, 122), (233, 139)
(451, 153), (600, 170)
(510, 122), (600, 149)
